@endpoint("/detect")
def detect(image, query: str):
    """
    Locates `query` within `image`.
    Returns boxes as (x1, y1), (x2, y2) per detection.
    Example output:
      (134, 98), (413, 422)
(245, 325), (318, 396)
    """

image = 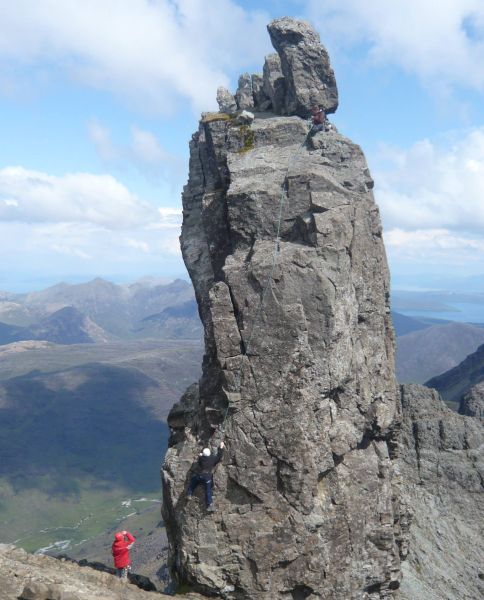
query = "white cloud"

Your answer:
(87, 121), (118, 161)
(0, 164), (184, 284)
(0, 166), (162, 228)
(126, 238), (150, 253)
(374, 127), (484, 233)
(306, 0), (484, 91)
(0, 0), (271, 113)
(375, 127), (484, 274)
(88, 121), (182, 178)
(131, 127), (169, 165)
